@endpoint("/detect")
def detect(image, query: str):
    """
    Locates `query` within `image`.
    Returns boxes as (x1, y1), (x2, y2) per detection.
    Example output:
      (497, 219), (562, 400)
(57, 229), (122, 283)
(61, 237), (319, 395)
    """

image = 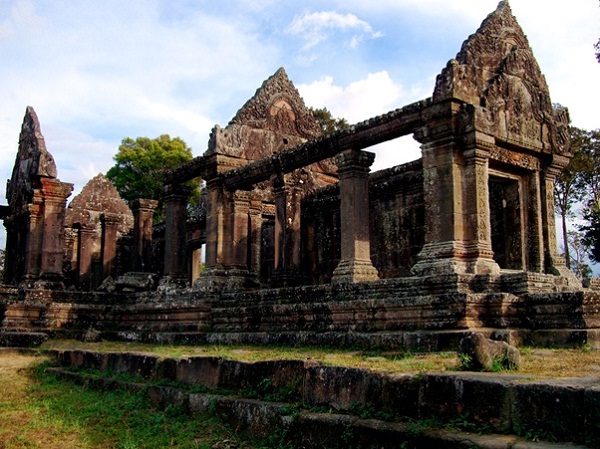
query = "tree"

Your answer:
(573, 128), (600, 262)
(555, 127), (591, 268)
(106, 135), (199, 219)
(566, 230), (592, 280)
(310, 107), (349, 135)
